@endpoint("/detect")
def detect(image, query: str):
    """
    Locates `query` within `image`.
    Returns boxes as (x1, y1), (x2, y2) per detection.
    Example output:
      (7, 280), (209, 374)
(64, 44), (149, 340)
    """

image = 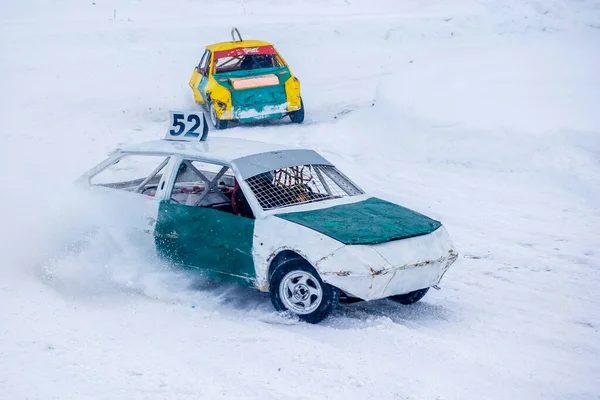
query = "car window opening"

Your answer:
(170, 160), (254, 219)
(215, 54), (282, 73)
(246, 164), (364, 211)
(90, 155), (170, 198)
